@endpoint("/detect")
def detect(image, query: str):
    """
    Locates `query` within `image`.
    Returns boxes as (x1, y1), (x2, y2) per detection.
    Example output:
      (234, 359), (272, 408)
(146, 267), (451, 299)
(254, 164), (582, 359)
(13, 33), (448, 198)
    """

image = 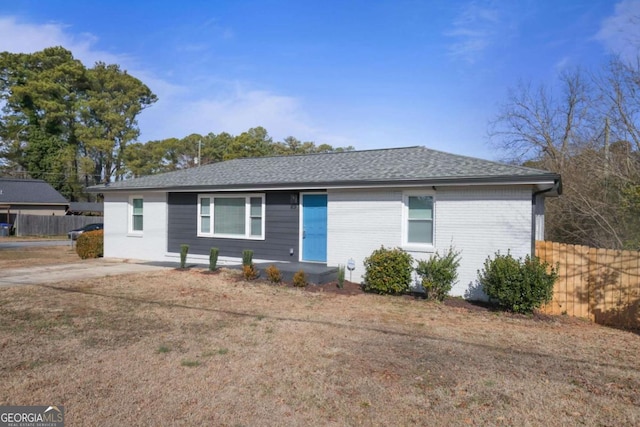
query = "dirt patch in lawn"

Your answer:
(1, 267), (639, 426)
(0, 245), (79, 269)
